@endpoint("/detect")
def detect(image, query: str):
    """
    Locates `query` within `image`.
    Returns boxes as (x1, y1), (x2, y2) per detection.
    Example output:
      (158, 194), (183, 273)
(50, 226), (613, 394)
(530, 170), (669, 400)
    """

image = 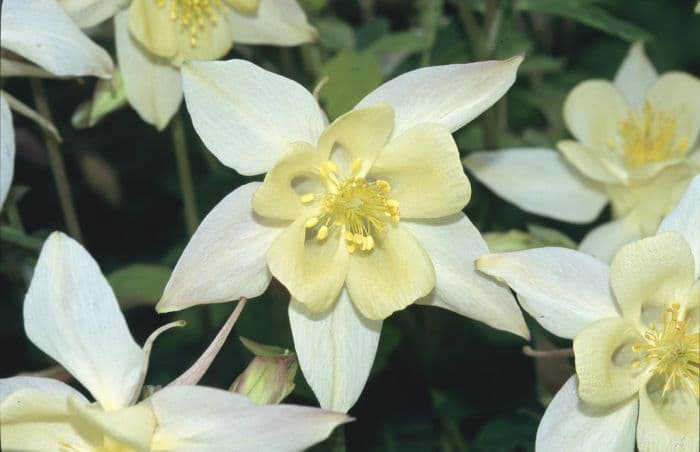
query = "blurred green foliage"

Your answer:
(1, 0), (699, 450)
